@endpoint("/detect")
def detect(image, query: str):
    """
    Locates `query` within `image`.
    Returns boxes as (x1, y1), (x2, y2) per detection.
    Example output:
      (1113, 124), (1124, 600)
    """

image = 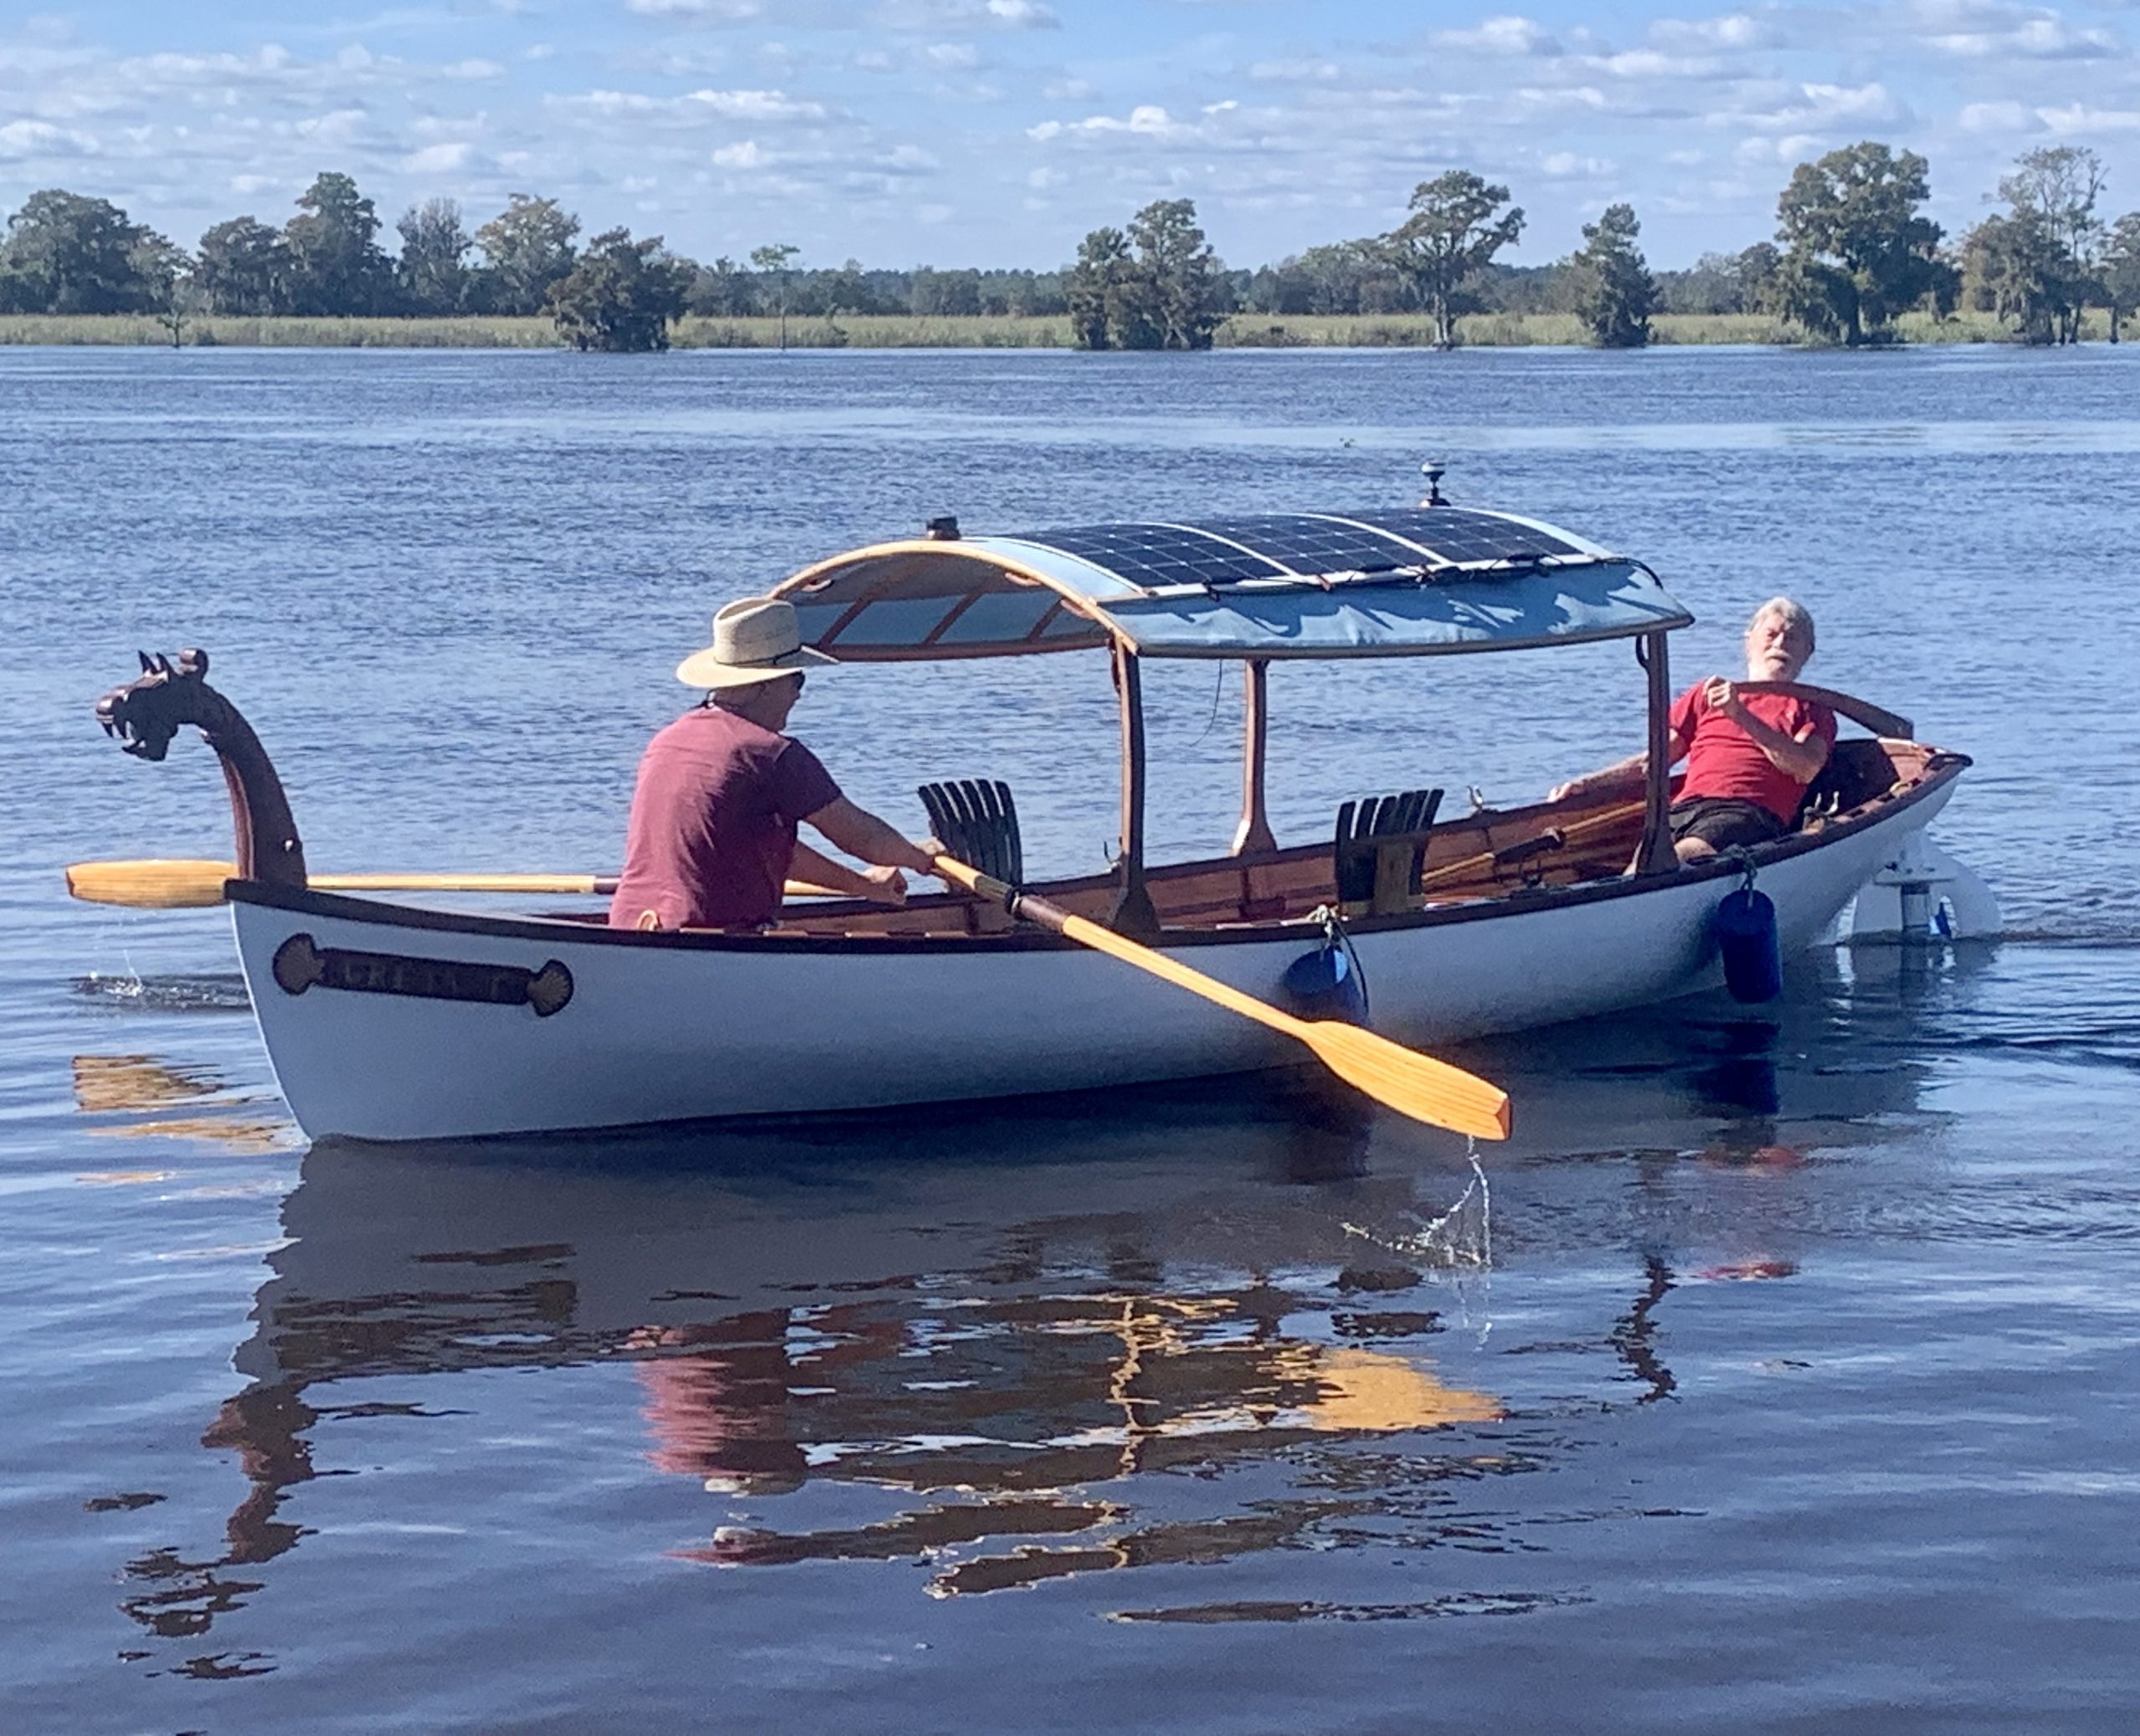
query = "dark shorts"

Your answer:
(1669, 797), (1786, 853)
